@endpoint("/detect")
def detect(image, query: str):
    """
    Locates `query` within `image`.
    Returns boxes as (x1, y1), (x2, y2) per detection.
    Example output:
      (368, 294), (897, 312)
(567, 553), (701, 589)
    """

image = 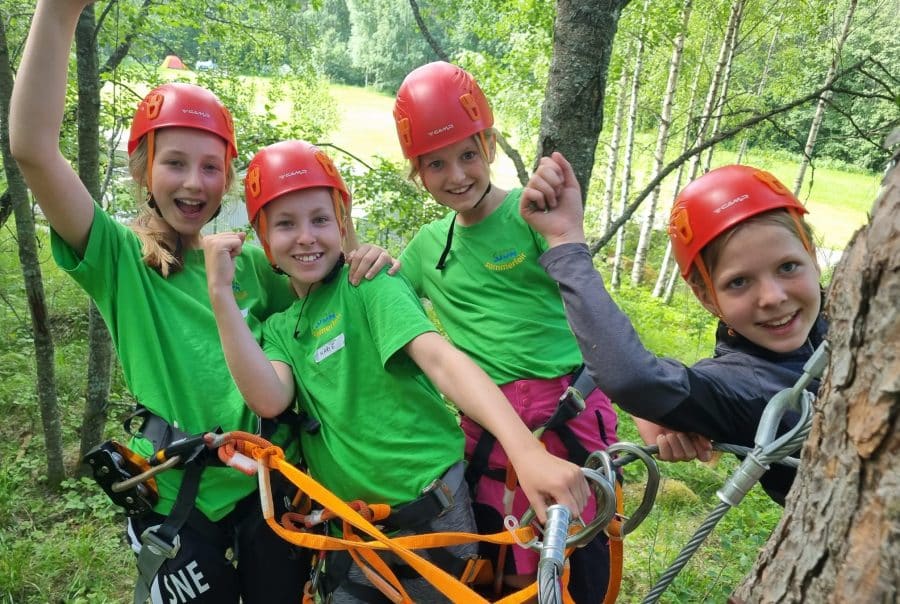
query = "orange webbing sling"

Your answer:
(216, 431), (550, 603)
(215, 431), (629, 603)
